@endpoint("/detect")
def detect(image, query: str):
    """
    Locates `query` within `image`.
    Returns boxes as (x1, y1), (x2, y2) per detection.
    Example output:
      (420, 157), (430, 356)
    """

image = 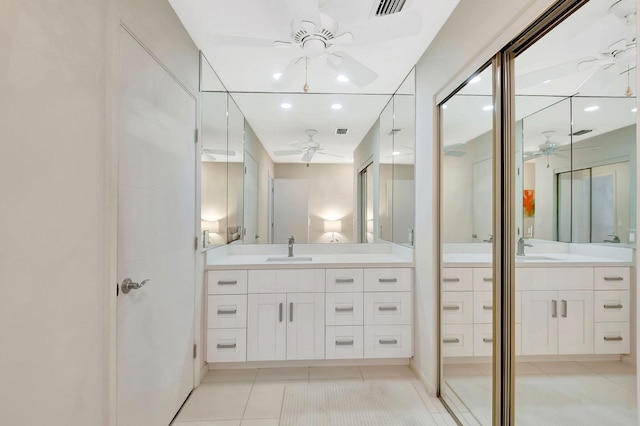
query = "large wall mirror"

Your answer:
(201, 51), (416, 247)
